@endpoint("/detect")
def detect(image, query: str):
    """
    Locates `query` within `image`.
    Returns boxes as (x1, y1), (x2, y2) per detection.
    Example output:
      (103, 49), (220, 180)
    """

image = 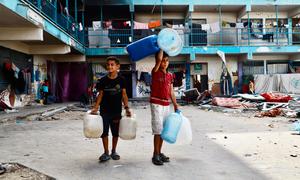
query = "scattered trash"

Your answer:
(0, 165), (5, 175)
(113, 165), (123, 168)
(255, 108), (282, 118)
(292, 121), (300, 133)
(268, 124), (275, 128)
(288, 119), (298, 123)
(4, 109), (19, 113)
